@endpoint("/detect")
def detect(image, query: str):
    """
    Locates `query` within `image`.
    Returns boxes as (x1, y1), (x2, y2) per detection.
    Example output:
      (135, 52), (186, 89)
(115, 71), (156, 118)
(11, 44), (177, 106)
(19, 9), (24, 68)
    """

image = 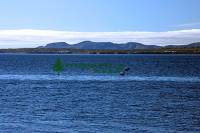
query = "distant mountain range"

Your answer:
(164, 42), (200, 48)
(38, 41), (200, 50)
